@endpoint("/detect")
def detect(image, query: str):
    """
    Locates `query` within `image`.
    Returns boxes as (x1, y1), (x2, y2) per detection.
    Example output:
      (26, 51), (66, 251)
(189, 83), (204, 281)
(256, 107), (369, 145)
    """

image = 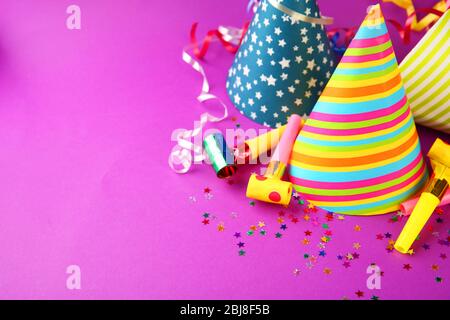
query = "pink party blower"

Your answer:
(400, 190), (450, 216)
(246, 115), (304, 206)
